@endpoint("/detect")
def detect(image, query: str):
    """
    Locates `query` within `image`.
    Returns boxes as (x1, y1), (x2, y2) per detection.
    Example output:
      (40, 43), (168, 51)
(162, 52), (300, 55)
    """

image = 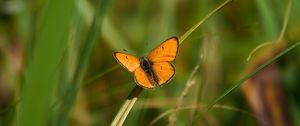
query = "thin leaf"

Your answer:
(189, 41), (300, 125)
(179, 0), (232, 44)
(17, 0), (75, 125)
(58, 0), (110, 125)
(110, 86), (143, 126)
(85, 64), (120, 85)
(209, 42), (300, 109)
